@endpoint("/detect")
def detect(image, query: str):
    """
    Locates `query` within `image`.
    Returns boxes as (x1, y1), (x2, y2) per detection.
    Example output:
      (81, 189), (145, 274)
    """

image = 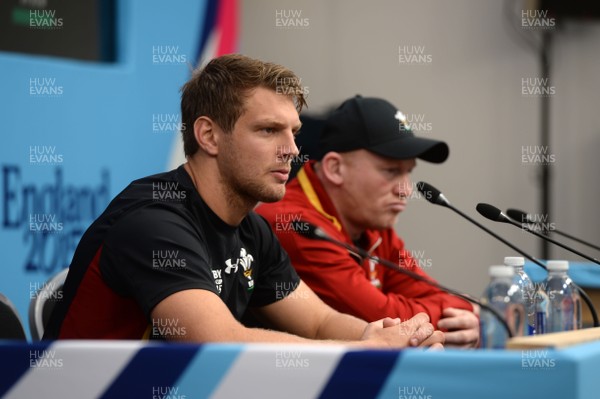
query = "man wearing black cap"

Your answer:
(256, 95), (479, 348)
